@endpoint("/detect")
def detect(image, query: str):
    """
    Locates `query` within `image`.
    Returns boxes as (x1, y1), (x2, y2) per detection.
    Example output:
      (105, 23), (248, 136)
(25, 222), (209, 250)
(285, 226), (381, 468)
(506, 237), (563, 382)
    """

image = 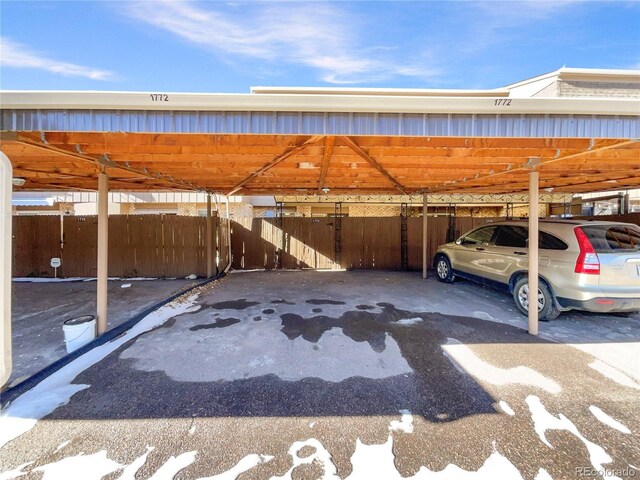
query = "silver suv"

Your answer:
(434, 220), (640, 320)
